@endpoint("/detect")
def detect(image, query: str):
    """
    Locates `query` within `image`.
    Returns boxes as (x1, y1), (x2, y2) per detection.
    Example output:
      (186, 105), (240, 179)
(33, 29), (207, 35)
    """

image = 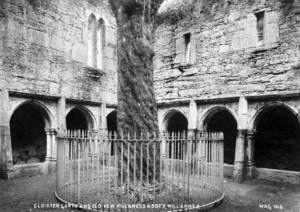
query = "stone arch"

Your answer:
(106, 110), (117, 155)
(106, 110), (117, 132)
(10, 100), (53, 128)
(66, 106), (95, 130)
(202, 106), (238, 164)
(97, 18), (105, 70)
(252, 103), (300, 171)
(201, 106), (238, 130)
(161, 109), (188, 132)
(9, 100), (52, 165)
(161, 109), (188, 159)
(250, 102), (300, 131)
(88, 13), (97, 67)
